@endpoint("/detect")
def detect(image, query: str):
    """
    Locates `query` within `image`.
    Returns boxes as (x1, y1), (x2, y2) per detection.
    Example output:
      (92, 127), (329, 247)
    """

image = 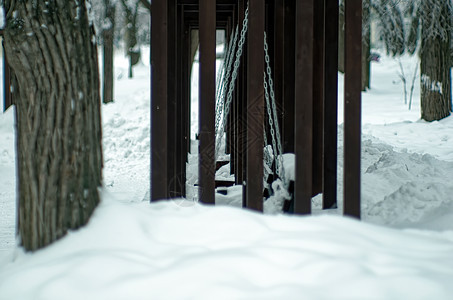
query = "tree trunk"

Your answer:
(103, 2), (116, 104)
(419, 3), (452, 122)
(121, 0), (140, 78)
(4, 0), (103, 251)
